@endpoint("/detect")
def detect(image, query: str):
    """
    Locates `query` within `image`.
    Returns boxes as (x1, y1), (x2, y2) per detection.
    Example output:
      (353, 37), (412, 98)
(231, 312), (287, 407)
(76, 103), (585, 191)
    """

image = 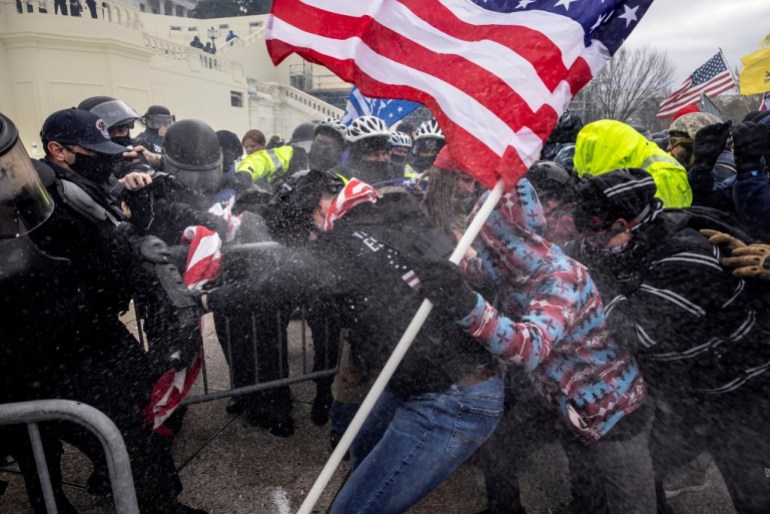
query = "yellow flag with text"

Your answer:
(740, 45), (770, 95)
